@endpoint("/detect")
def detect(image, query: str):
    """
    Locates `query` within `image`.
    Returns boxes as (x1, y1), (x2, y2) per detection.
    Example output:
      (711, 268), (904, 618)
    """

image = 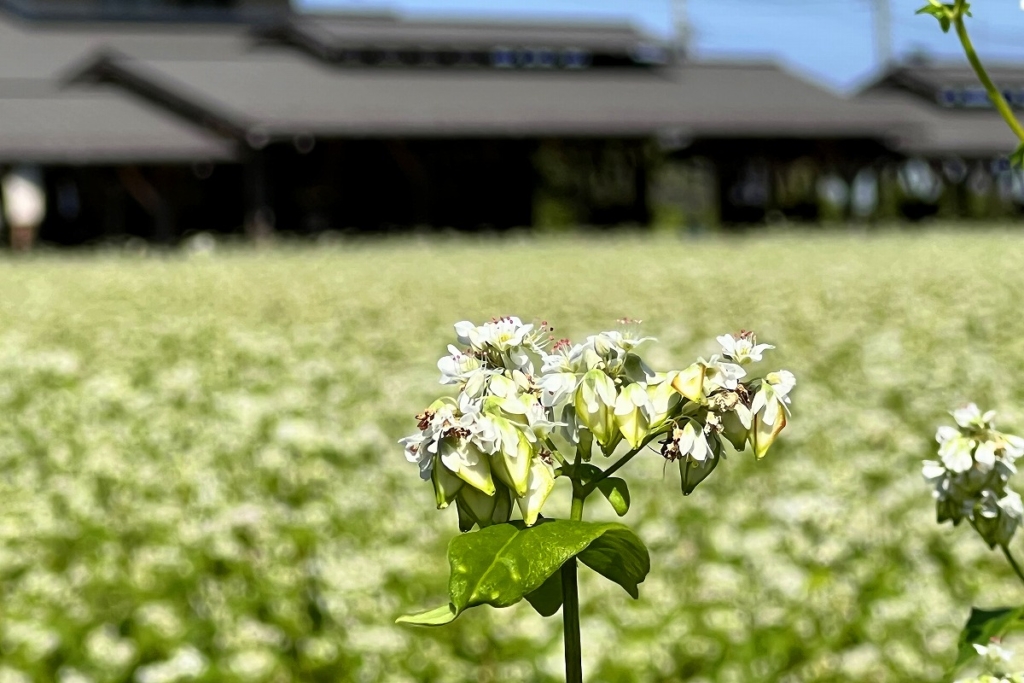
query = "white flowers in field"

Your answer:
(924, 404), (1024, 549)
(402, 319), (796, 526)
